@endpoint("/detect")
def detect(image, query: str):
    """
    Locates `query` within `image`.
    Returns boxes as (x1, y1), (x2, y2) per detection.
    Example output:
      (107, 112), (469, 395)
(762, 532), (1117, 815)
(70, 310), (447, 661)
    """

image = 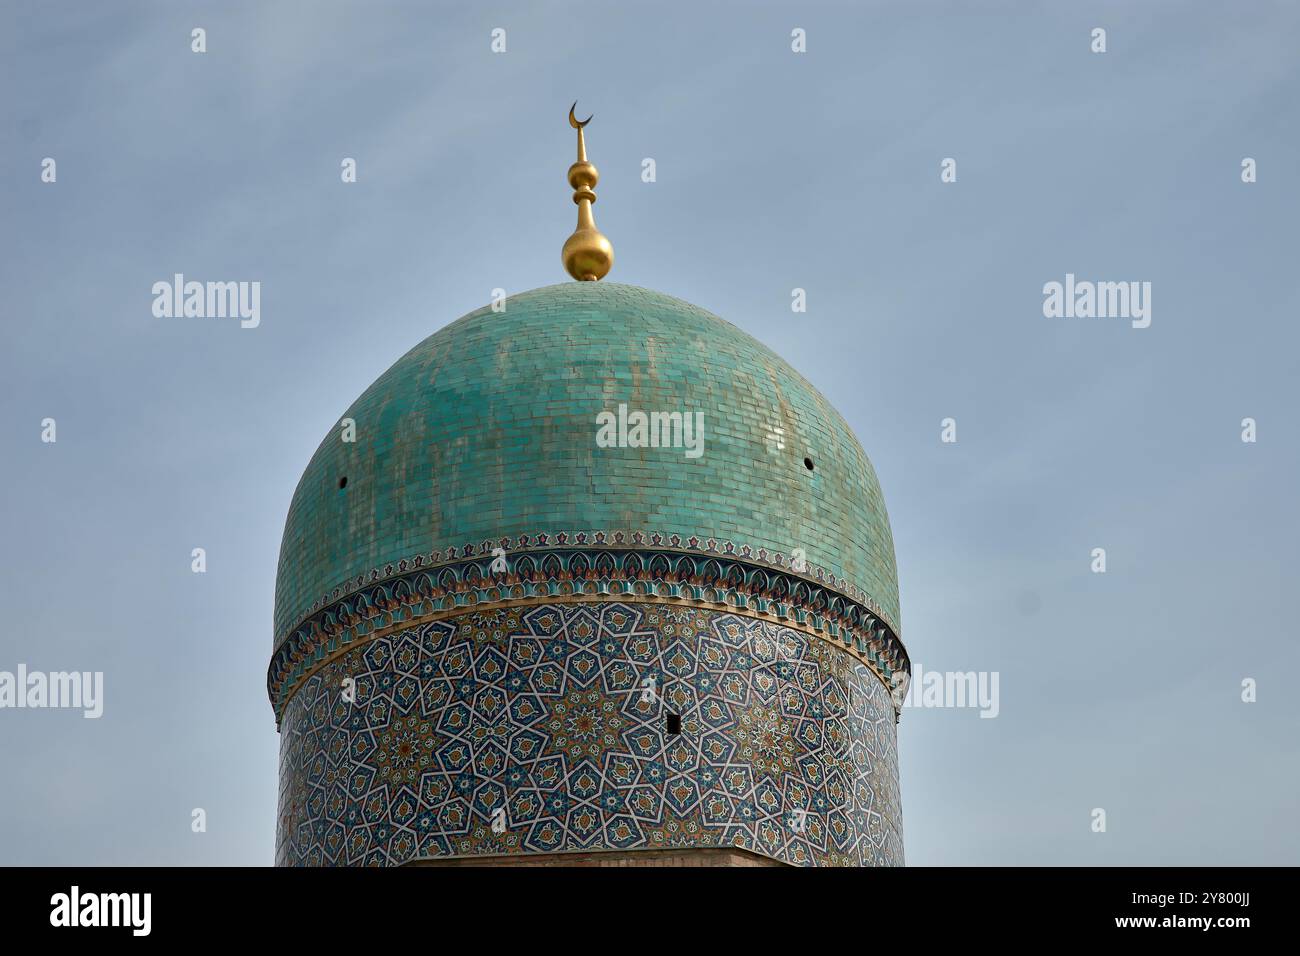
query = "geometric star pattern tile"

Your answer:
(277, 602), (902, 866)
